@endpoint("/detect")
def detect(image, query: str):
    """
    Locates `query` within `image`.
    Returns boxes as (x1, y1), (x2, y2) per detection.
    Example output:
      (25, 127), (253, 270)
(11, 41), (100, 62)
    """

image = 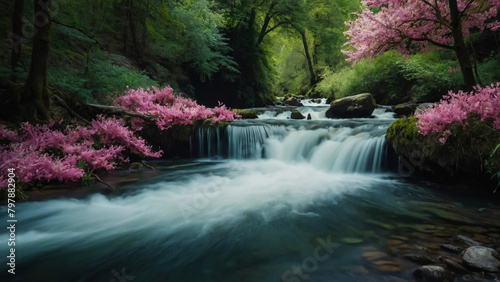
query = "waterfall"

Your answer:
(196, 120), (392, 173)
